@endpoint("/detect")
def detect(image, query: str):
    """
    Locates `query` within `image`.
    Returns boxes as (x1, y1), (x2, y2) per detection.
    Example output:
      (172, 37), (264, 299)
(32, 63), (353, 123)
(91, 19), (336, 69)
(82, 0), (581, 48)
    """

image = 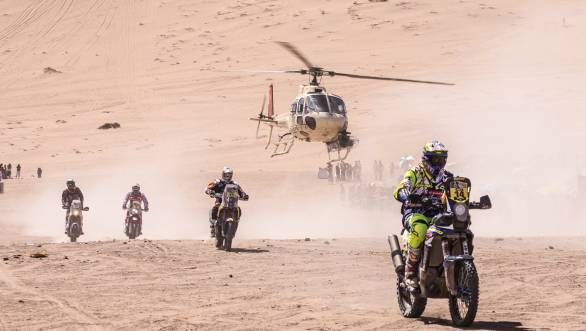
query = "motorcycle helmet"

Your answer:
(222, 166), (233, 182)
(422, 140), (448, 178)
(132, 184), (140, 194)
(66, 179), (76, 190)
